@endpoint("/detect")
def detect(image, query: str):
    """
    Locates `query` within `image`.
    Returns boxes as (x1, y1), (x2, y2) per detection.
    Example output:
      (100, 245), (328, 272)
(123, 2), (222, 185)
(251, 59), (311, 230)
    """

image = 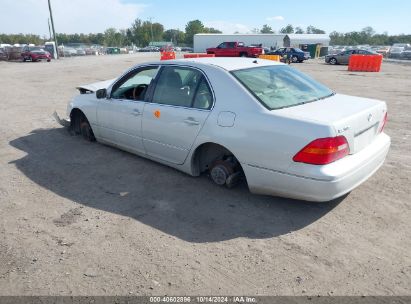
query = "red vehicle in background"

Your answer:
(206, 42), (263, 58)
(21, 46), (52, 62)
